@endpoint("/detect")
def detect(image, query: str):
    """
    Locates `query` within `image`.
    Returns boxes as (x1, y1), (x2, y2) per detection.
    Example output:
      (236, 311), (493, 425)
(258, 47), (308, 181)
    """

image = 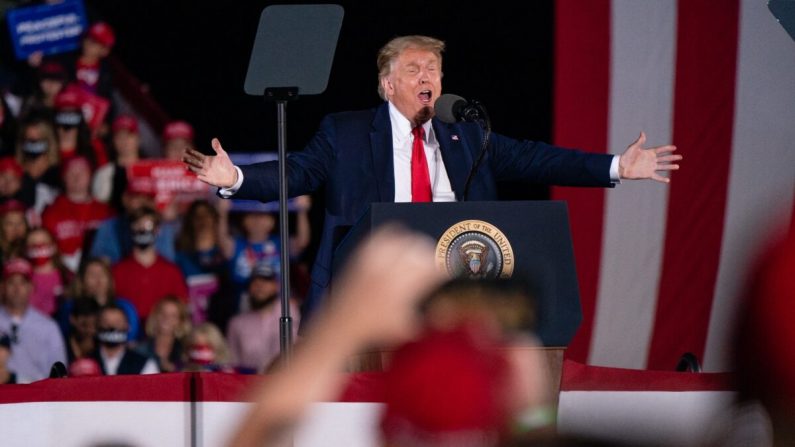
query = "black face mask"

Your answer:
(97, 328), (127, 347)
(132, 229), (156, 249)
